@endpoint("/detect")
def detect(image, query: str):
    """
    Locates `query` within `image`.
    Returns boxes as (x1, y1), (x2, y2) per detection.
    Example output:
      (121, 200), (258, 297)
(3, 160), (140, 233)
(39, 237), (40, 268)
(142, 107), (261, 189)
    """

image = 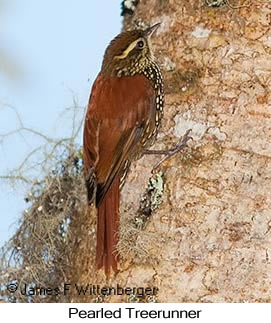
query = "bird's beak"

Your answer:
(144, 23), (161, 38)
